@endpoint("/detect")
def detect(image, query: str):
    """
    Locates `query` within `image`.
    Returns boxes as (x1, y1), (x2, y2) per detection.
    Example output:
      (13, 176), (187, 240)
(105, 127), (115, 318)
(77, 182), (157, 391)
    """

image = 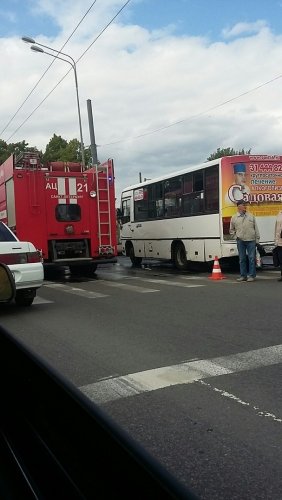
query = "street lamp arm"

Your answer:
(23, 36), (75, 65)
(31, 46), (75, 70)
